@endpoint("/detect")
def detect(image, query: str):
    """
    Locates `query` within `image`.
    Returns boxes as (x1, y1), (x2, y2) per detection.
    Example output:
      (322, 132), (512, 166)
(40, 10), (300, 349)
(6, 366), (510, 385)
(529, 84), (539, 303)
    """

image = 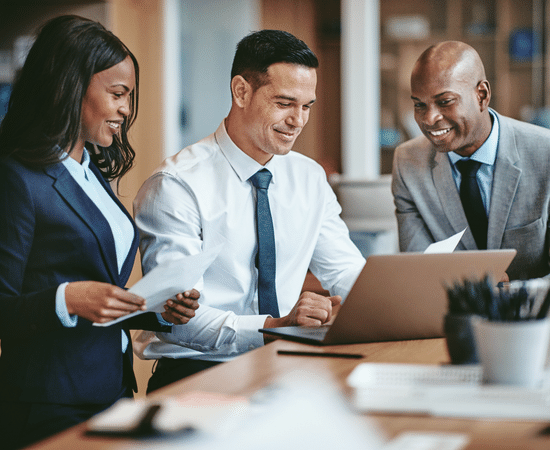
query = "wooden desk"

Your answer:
(26, 339), (550, 449)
